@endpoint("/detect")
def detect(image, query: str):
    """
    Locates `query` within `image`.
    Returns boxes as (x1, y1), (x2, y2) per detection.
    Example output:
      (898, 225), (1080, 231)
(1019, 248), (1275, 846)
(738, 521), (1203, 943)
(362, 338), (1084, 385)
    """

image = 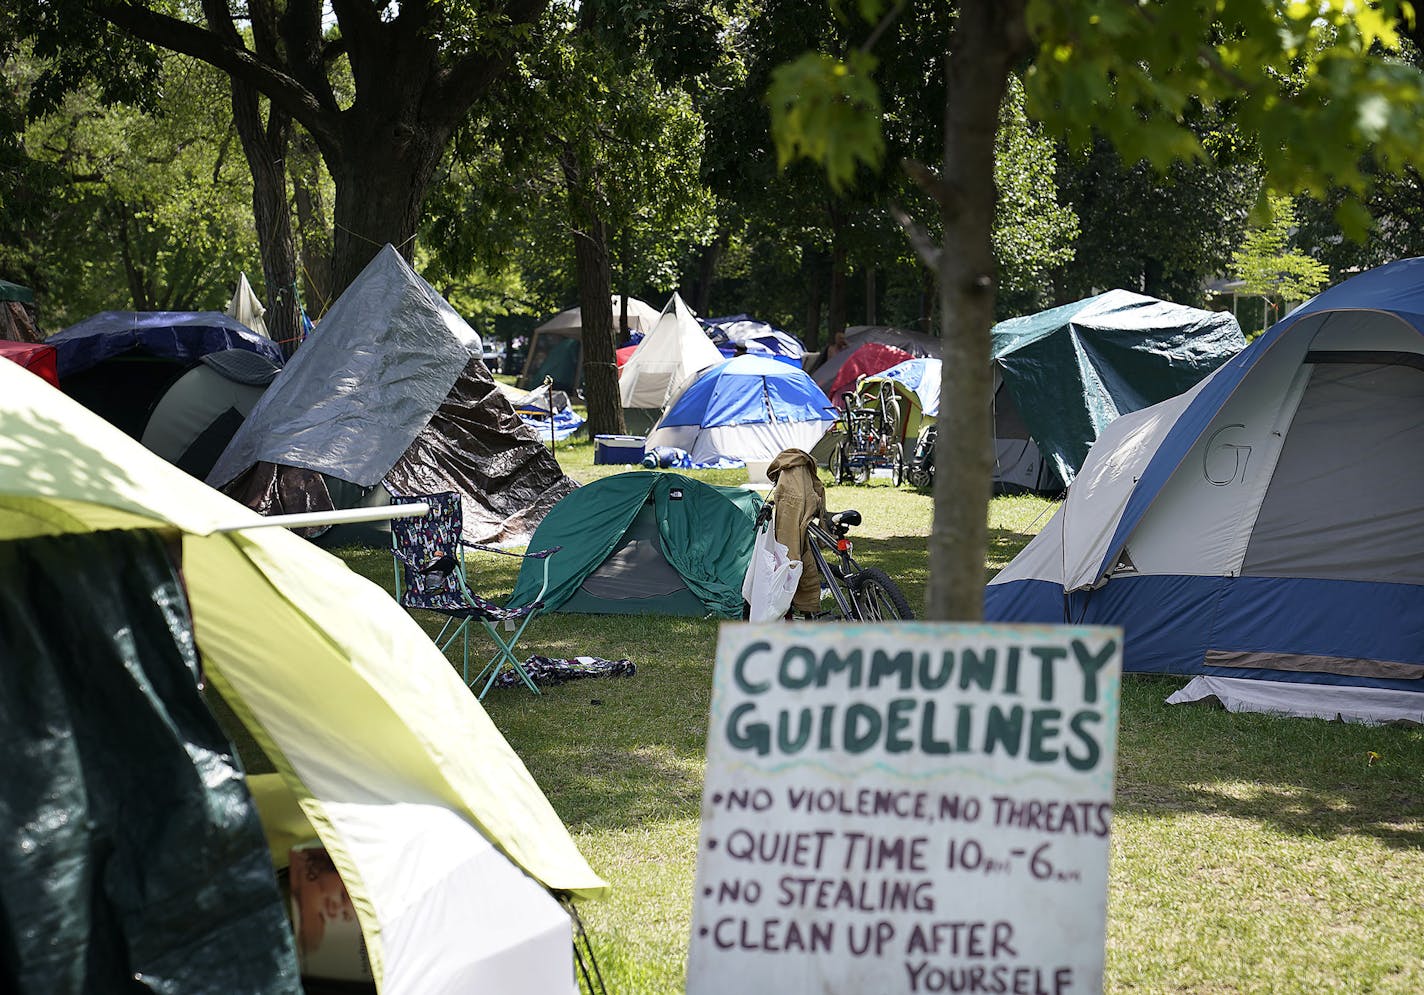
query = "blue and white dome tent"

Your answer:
(645, 354), (837, 463)
(986, 256), (1424, 724)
